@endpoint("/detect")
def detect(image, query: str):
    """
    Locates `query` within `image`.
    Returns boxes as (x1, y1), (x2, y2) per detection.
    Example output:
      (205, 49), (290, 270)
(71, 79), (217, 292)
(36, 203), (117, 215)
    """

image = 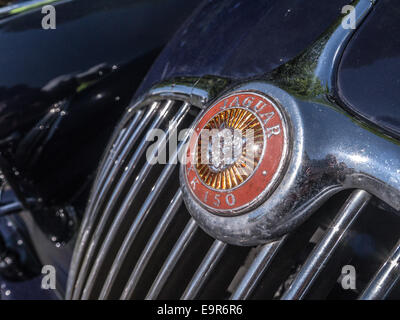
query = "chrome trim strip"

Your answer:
(149, 76), (231, 109)
(230, 238), (286, 300)
(311, 0), (375, 93)
(0, 201), (23, 217)
(181, 240), (227, 300)
(92, 103), (191, 299)
(146, 218), (198, 300)
(282, 190), (371, 300)
(360, 239), (400, 300)
(120, 190), (184, 300)
(71, 101), (170, 299)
